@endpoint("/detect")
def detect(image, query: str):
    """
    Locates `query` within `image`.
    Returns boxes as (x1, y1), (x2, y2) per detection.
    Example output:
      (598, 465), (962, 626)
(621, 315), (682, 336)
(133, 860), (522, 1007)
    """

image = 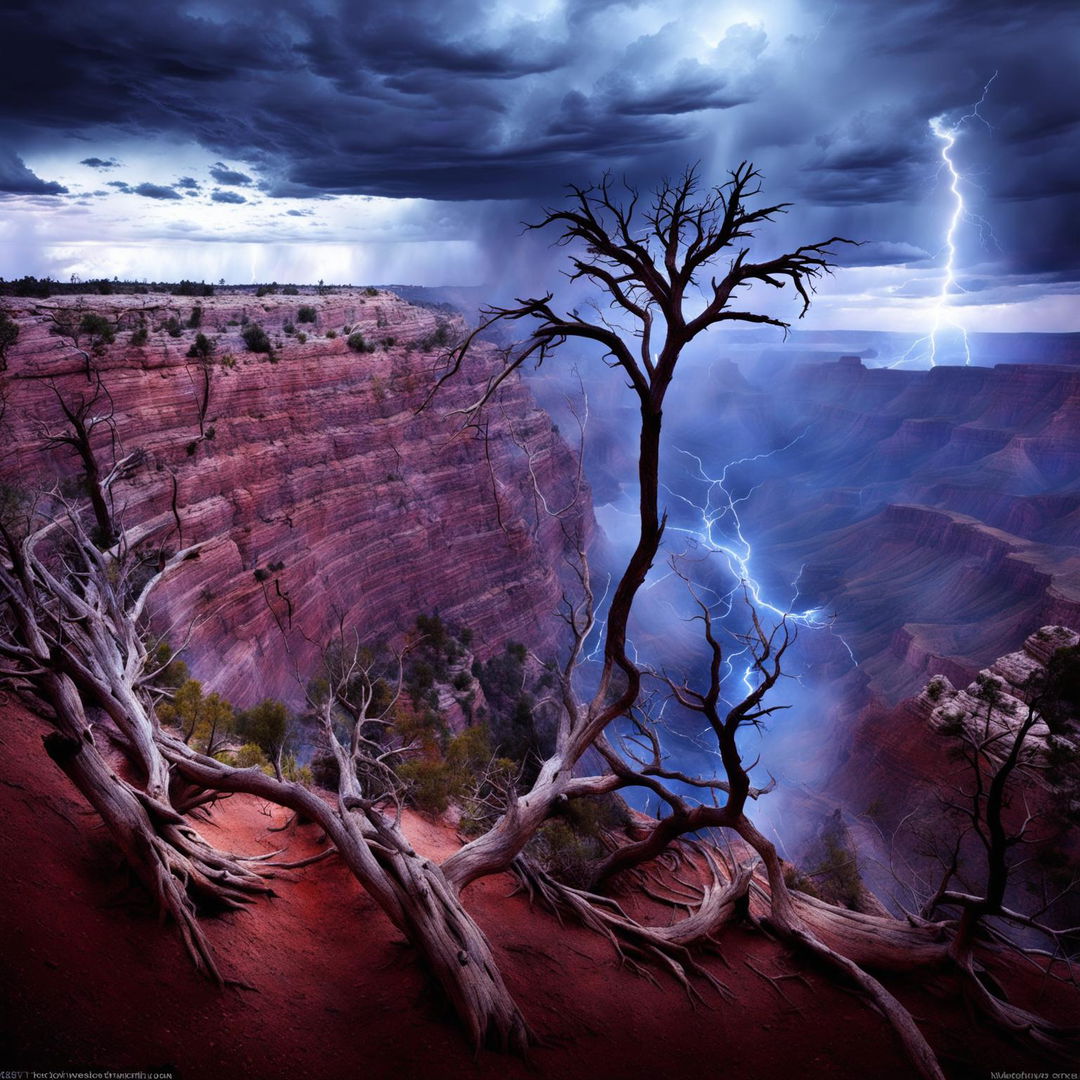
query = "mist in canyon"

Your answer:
(511, 318), (1080, 864)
